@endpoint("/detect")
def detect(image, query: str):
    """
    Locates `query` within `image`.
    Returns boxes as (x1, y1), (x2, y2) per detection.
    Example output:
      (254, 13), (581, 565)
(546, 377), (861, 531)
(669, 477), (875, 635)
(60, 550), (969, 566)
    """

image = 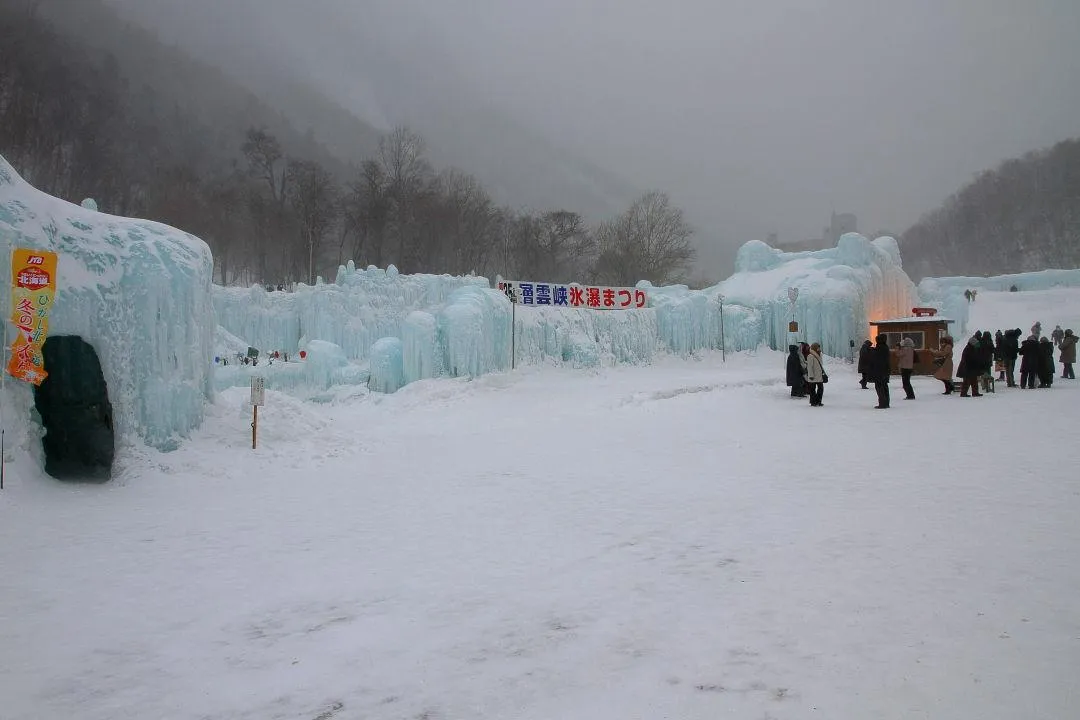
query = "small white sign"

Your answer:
(250, 376), (265, 406)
